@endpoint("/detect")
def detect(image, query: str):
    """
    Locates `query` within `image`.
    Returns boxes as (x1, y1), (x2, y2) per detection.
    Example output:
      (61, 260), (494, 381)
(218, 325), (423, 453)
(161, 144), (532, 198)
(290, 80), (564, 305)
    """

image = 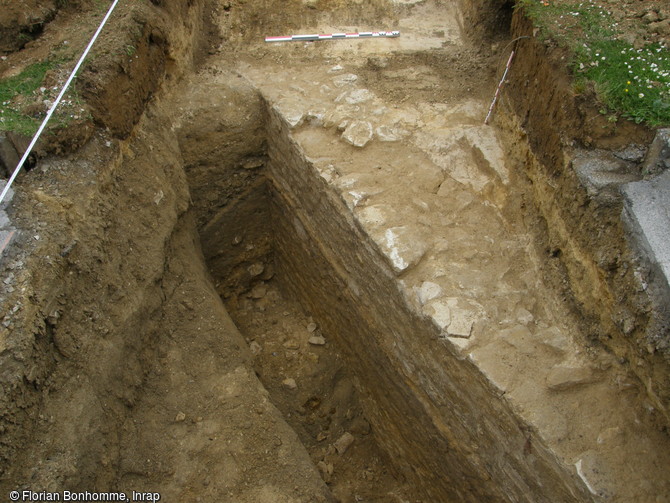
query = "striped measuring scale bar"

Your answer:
(265, 30), (400, 43)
